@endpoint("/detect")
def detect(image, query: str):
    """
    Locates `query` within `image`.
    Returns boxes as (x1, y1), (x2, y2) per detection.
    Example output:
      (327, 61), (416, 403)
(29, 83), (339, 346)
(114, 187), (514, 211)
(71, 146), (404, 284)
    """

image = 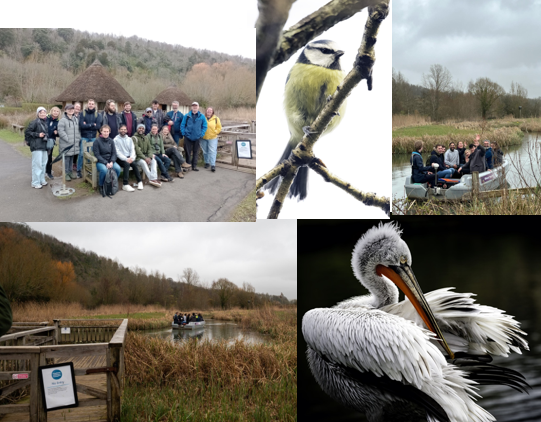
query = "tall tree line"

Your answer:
(393, 65), (541, 121)
(0, 224), (290, 310)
